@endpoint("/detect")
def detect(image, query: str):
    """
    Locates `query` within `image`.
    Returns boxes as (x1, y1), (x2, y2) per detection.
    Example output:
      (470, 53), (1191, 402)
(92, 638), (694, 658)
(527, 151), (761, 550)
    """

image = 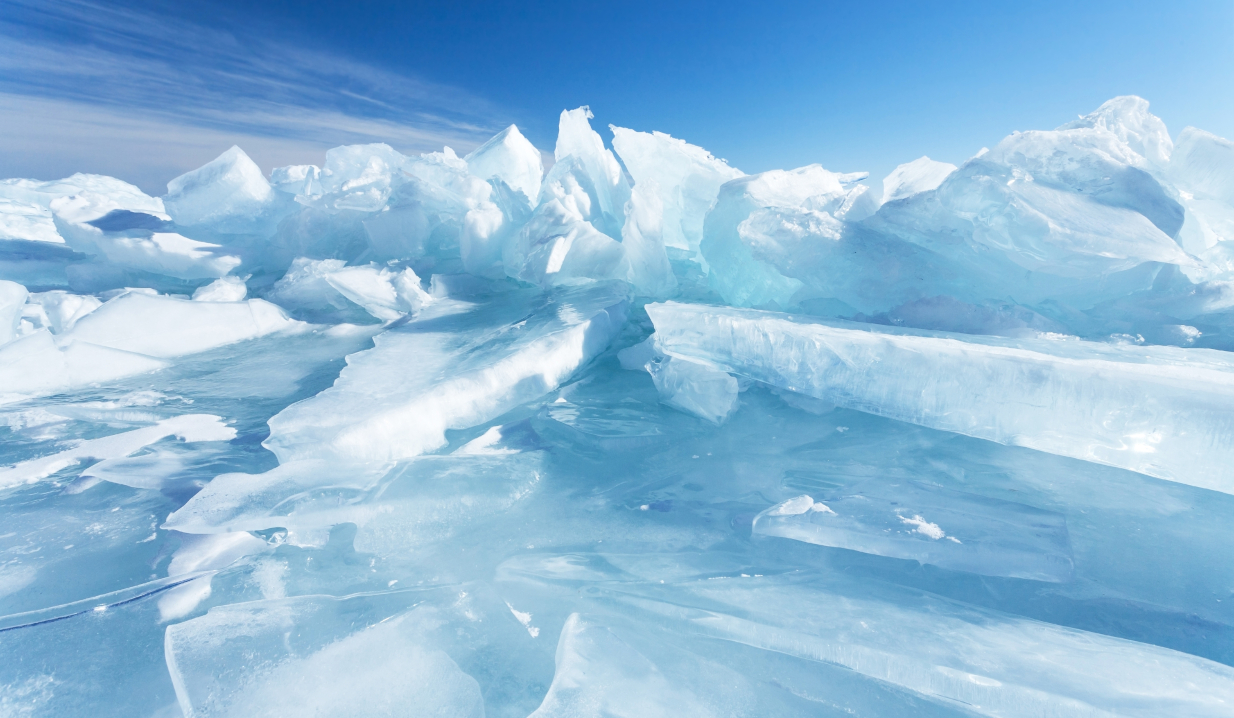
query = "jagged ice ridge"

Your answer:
(2, 97), (1234, 717)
